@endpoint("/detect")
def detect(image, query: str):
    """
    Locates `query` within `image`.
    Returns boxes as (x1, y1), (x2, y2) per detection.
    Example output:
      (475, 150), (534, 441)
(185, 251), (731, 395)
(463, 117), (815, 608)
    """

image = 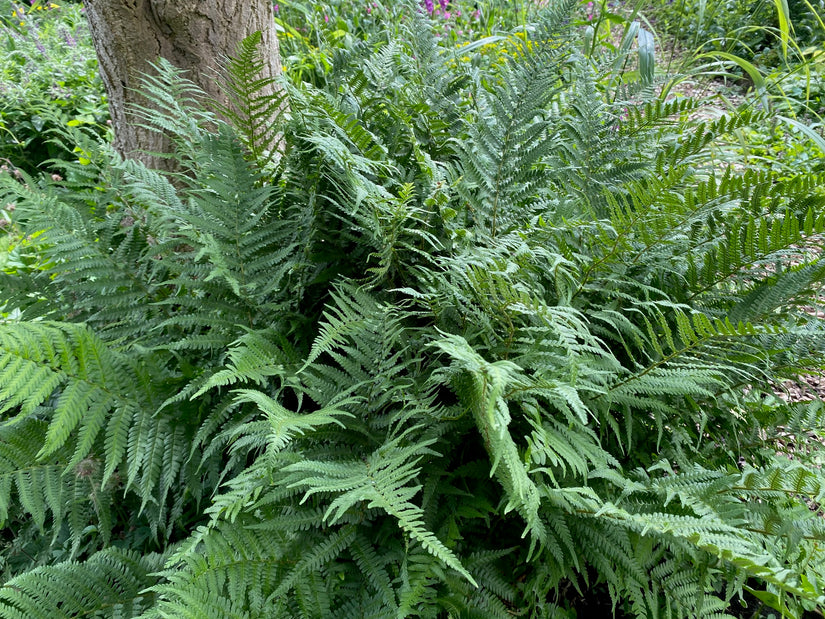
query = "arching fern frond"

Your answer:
(0, 548), (164, 619)
(0, 322), (145, 472)
(282, 429), (475, 585)
(430, 334), (546, 546)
